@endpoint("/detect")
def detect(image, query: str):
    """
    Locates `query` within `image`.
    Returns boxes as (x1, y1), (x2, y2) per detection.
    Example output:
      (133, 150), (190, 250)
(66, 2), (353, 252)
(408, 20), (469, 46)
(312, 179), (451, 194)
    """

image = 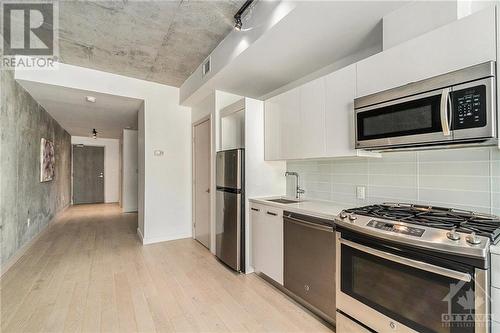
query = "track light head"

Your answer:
(234, 17), (242, 31)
